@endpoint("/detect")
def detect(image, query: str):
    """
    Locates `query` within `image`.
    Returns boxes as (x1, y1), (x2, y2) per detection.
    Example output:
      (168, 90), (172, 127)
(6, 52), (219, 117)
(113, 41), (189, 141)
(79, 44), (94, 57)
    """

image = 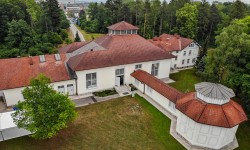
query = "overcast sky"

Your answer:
(59, 0), (250, 4)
